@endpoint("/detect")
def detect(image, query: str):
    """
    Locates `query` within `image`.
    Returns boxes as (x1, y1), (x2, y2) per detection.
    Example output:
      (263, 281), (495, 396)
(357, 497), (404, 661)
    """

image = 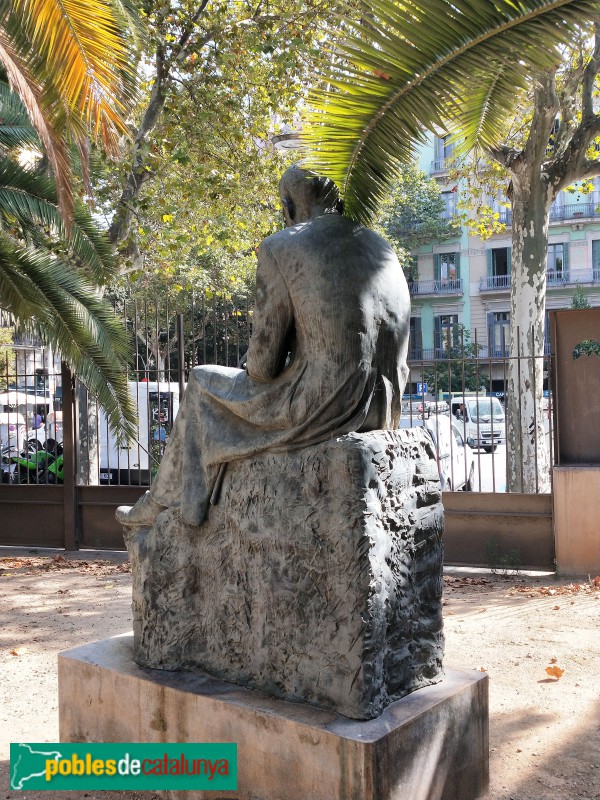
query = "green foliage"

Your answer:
(375, 167), (457, 252)
(0, 81), (136, 440)
(303, 0), (600, 223)
(97, 0), (342, 285)
(0, 325), (15, 390)
(571, 285), (592, 309)
(422, 325), (484, 394)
